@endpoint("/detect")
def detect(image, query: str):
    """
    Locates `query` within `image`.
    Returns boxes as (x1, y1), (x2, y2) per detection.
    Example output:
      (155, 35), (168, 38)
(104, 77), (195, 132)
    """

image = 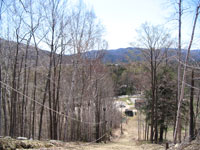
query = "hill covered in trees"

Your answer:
(86, 48), (200, 63)
(2, 37), (200, 65)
